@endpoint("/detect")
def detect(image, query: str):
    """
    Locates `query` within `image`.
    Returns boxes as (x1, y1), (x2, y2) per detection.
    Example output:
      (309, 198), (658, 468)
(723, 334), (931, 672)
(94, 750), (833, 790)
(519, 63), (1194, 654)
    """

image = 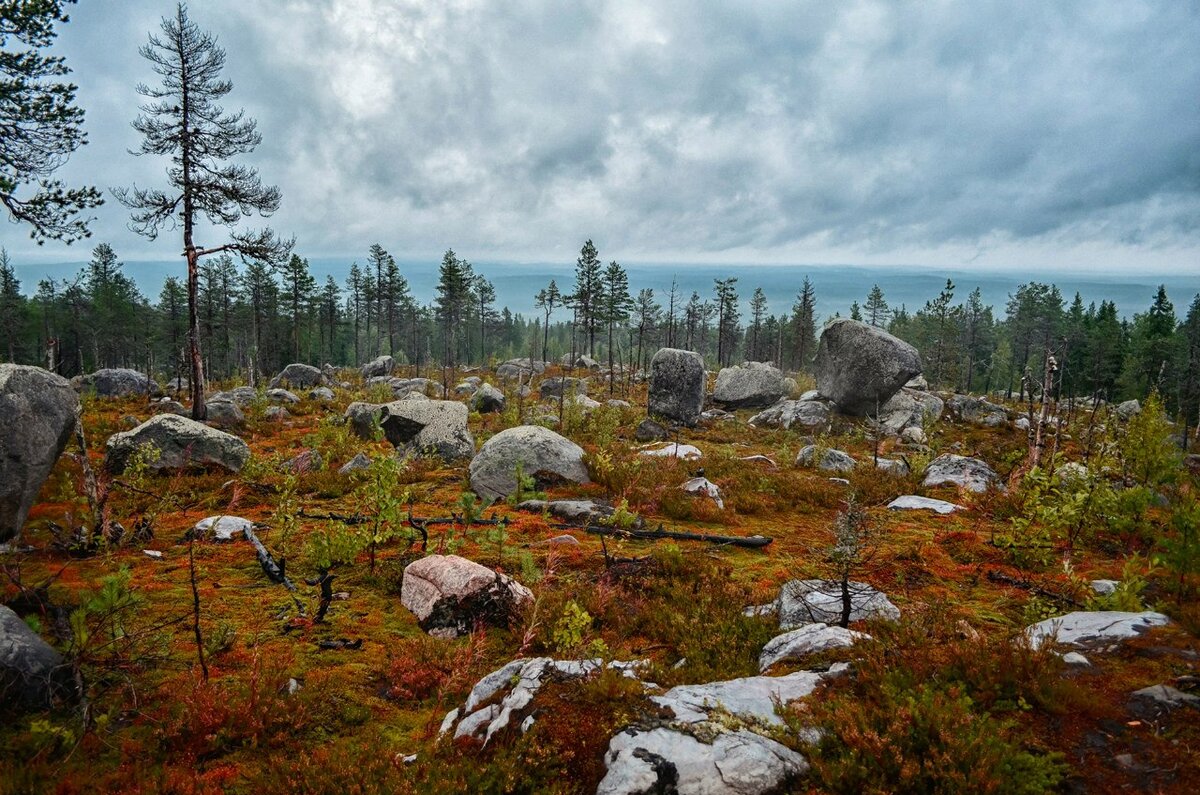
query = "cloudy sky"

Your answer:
(5, 0), (1199, 271)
